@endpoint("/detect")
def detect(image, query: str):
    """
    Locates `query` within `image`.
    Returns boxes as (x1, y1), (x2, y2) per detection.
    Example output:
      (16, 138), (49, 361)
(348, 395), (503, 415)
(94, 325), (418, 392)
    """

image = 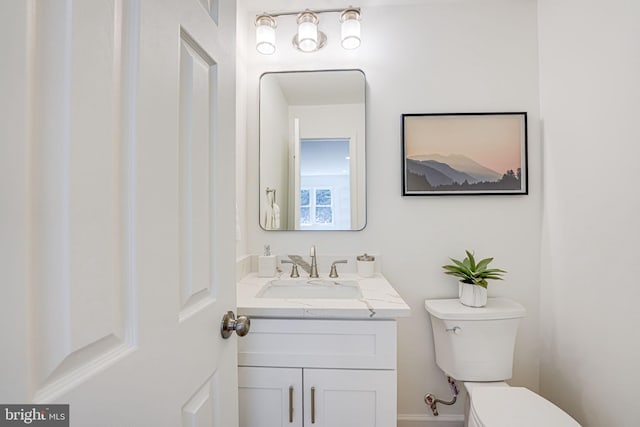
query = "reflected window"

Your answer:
(300, 189), (311, 225)
(314, 189), (333, 224)
(300, 188), (334, 227)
